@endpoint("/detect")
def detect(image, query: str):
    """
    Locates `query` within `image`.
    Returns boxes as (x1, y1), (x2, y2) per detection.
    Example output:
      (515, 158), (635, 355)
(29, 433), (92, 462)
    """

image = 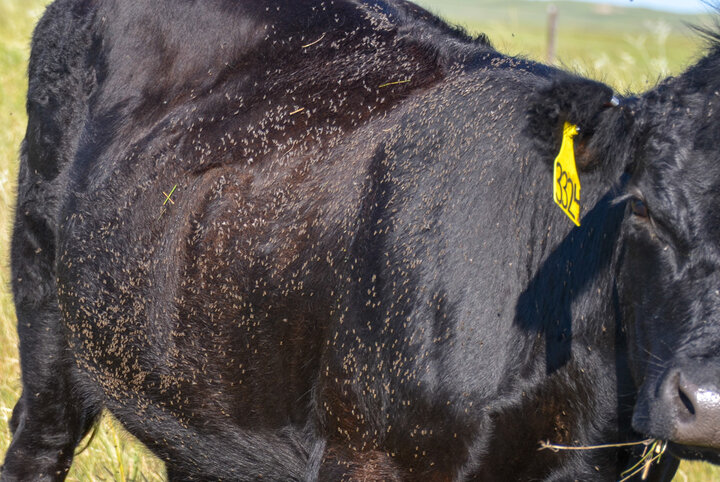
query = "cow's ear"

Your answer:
(527, 76), (631, 173)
